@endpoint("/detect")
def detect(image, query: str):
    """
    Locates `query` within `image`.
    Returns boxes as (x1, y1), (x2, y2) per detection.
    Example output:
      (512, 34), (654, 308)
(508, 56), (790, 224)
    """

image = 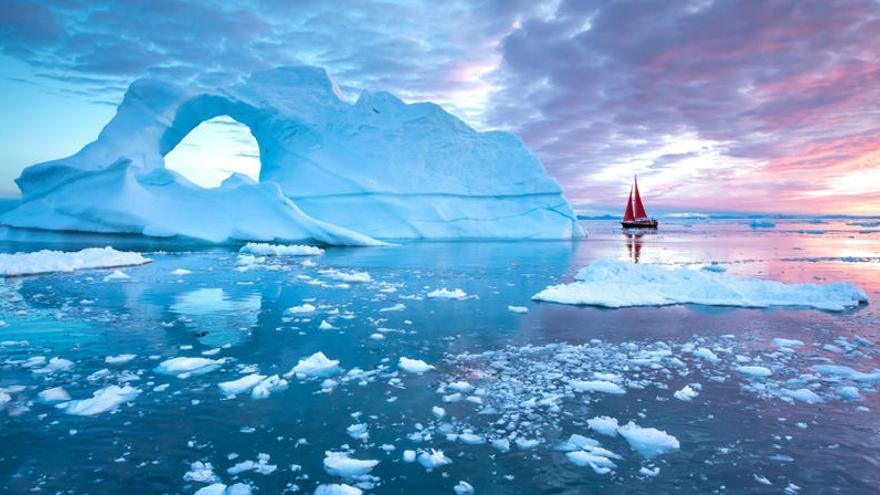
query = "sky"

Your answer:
(0, 0), (878, 215)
